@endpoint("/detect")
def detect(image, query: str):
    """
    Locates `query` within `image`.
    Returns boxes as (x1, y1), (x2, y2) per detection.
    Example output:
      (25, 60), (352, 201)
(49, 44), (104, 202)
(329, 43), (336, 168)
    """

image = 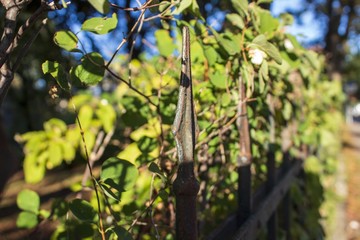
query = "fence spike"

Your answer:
(172, 26), (199, 240)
